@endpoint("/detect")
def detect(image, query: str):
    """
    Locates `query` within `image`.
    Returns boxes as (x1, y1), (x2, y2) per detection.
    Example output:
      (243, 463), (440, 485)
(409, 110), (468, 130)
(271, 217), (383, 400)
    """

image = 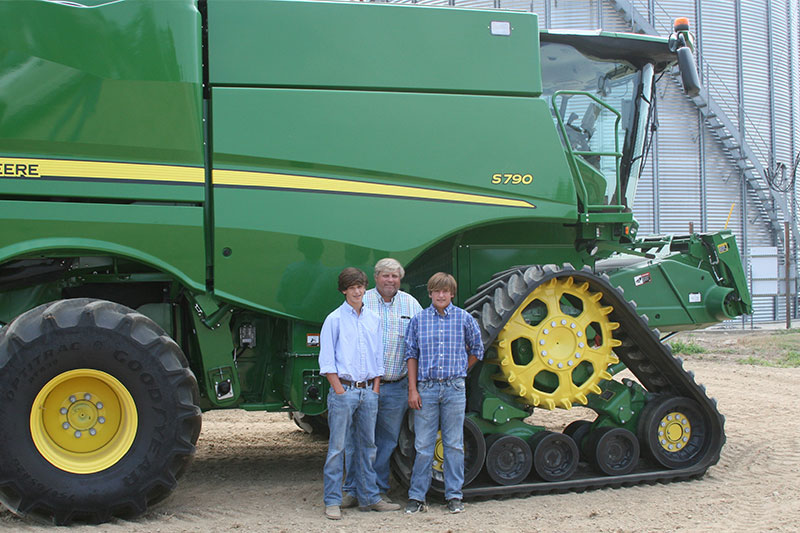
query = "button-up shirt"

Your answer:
(319, 301), (384, 382)
(363, 288), (422, 381)
(404, 303), (484, 382)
